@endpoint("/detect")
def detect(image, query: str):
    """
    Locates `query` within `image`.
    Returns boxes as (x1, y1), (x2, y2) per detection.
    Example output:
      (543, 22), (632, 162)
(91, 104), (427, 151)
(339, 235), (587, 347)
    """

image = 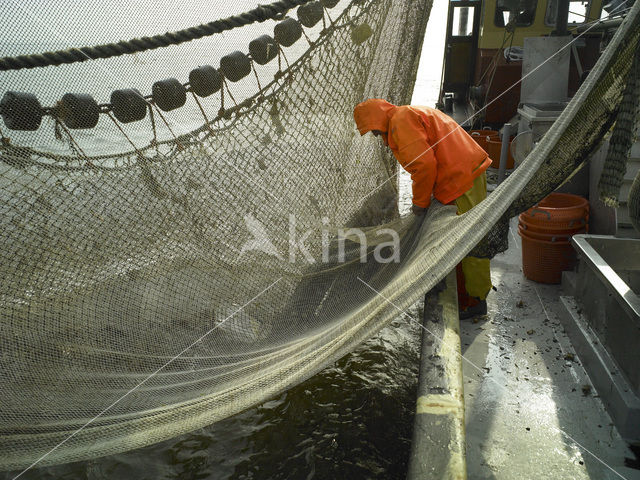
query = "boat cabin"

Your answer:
(438, 0), (621, 128)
